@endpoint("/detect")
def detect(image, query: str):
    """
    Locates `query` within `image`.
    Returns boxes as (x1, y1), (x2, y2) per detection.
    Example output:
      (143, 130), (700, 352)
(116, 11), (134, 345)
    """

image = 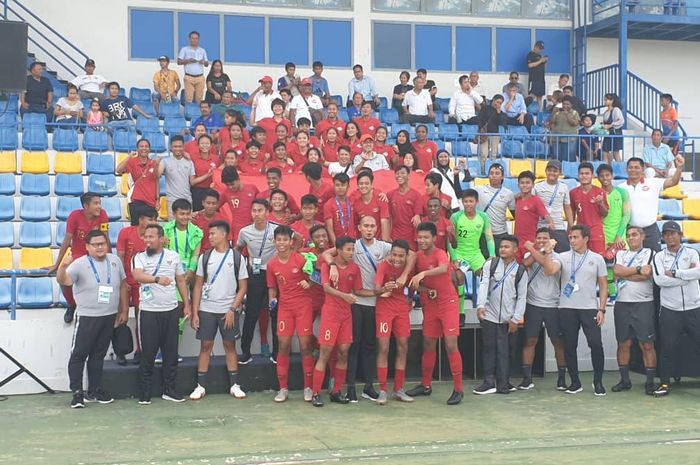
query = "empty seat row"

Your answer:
(0, 195), (125, 222)
(0, 220), (125, 248)
(0, 277), (53, 309)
